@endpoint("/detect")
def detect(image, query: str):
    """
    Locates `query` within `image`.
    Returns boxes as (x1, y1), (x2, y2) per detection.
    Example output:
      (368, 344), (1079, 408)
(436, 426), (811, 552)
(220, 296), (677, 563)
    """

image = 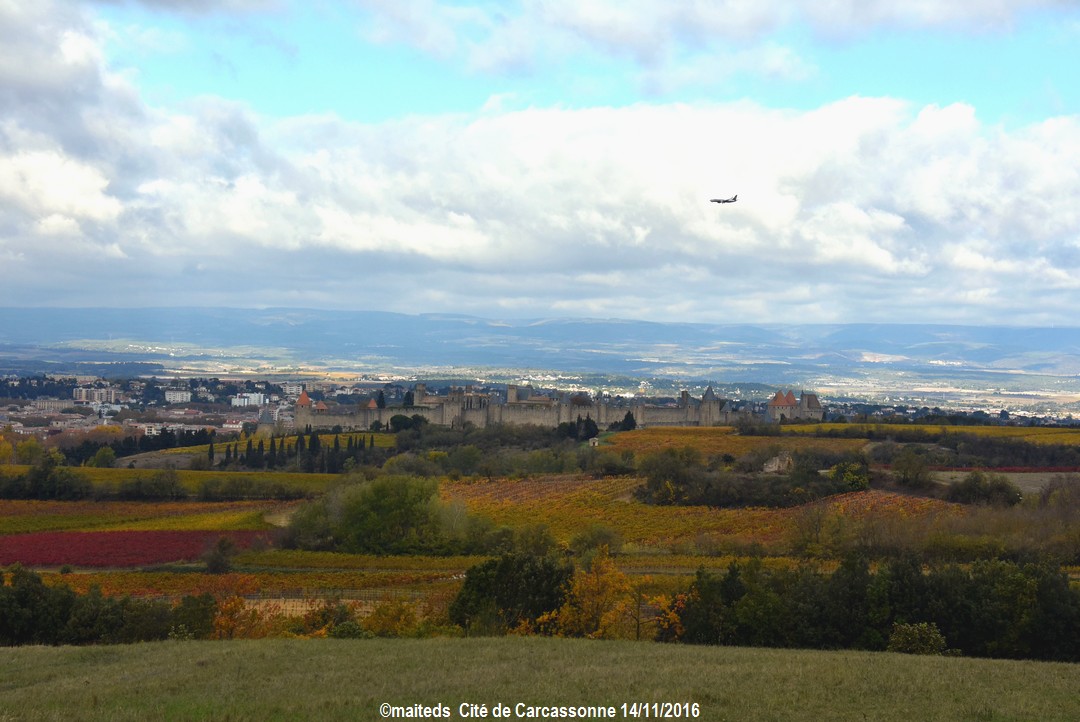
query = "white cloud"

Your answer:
(35, 214), (82, 237)
(799, 0), (1070, 36)
(89, 0), (282, 14)
(0, 150), (122, 222)
(353, 0), (1072, 86)
(0, 3), (100, 100)
(3, 0), (1080, 326)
